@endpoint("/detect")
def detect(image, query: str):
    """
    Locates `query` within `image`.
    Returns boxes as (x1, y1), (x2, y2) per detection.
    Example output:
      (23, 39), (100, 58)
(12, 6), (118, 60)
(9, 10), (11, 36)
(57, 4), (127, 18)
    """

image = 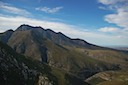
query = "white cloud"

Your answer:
(0, 14), (128, 46)
(0, 29), (5, 33)
(0, 14), (89, 36)
(0, 1), (31, 16)
(98, 0), (114, 5)
(98, 27), (119, 32)
(98, 0), (128, 45)
(99, 6), (108, 10)
(36, 6), (63, 14)
(98, 0), (128, 31)
(105, 11), (128, 29)
(98, 0), (126, 5)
